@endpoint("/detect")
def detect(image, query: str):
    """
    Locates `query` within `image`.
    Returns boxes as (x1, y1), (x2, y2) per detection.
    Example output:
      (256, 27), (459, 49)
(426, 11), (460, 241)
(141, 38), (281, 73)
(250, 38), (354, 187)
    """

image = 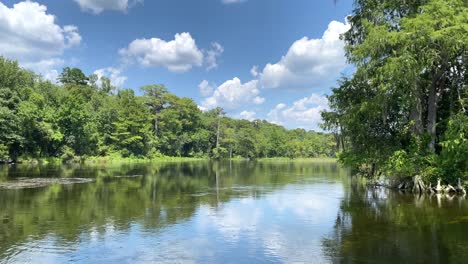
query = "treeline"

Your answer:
(322, 0), (467, 182)
(0, 57), (336, 162)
